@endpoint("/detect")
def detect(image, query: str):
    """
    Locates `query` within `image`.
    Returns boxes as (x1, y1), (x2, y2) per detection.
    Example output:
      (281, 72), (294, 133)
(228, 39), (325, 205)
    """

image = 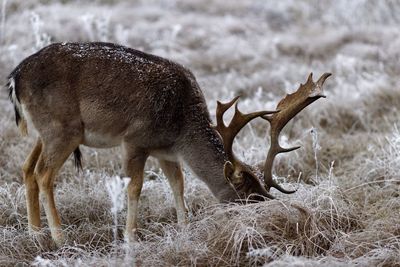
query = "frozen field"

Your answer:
(0, 0), (400, 266)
